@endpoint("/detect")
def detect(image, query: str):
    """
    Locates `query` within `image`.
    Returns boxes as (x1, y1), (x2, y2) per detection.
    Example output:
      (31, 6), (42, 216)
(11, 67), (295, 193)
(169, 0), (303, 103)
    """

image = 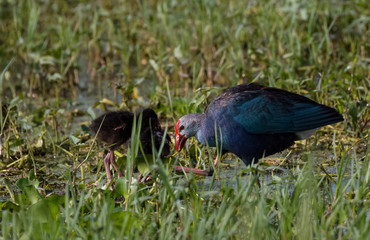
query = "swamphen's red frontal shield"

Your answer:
(175, 119), (187, 152)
